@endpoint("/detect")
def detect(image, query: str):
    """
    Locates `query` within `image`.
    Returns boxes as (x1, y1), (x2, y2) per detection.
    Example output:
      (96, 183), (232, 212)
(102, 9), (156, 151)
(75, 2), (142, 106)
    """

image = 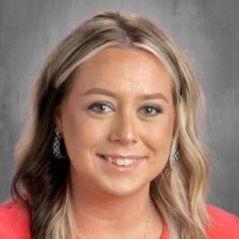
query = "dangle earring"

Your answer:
(170, 138), (180, 163)
(52, 128), (65, 159)
(173, 149), (179, 162)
